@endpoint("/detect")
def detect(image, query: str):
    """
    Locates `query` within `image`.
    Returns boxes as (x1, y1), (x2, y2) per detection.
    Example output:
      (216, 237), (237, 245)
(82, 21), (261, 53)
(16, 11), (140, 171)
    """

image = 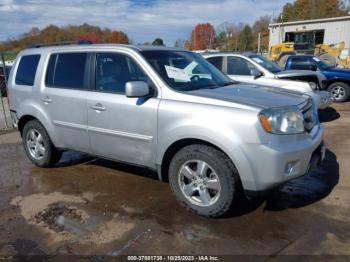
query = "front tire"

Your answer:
(168, 144), (241, 217)
(22, 120), (62, 167)
(327, 82), (350, 102)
